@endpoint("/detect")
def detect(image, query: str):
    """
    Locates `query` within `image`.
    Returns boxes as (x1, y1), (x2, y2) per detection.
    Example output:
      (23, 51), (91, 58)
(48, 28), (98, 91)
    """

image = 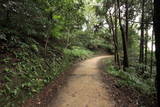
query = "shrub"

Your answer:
(64, 46), (93, 59)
